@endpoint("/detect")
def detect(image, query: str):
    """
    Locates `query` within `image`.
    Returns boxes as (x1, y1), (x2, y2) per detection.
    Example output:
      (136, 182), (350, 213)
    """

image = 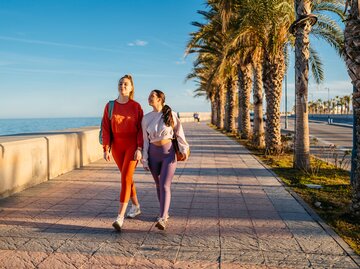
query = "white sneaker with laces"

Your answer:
(126, 204), (141, 218)
(112, 215), (124, 232)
